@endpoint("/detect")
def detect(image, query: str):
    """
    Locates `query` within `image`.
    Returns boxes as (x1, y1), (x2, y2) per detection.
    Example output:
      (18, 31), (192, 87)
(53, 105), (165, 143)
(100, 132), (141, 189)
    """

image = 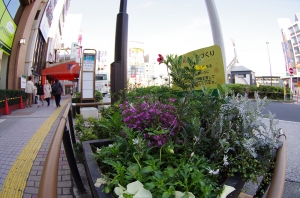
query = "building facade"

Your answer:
(0, 0), (76, 90)
(278, 14), (300, 93)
